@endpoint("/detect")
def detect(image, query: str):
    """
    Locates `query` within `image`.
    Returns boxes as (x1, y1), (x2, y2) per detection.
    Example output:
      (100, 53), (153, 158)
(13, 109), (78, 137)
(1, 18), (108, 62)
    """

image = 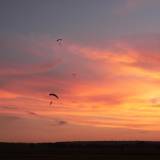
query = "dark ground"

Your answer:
(1, 141), (160, 160)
